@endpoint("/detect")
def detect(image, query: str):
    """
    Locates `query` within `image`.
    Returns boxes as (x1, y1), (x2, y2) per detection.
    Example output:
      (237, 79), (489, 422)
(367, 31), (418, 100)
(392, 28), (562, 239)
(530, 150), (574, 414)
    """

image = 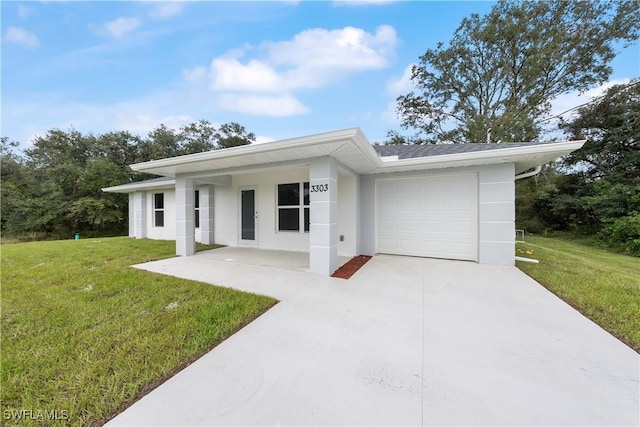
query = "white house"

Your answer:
(103, 128), (584, 275)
